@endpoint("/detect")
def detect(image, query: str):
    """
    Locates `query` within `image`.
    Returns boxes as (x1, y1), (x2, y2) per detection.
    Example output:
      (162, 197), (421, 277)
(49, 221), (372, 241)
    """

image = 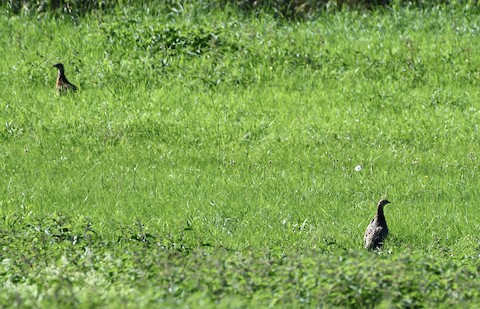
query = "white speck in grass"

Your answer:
(355, 165), (362, 172)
